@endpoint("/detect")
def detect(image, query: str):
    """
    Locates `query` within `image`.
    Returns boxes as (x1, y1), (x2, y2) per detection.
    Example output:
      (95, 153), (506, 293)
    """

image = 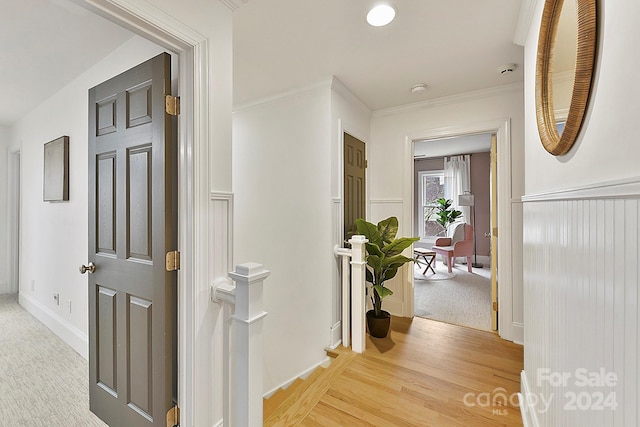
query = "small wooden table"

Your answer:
(414, 248), (436, 275)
